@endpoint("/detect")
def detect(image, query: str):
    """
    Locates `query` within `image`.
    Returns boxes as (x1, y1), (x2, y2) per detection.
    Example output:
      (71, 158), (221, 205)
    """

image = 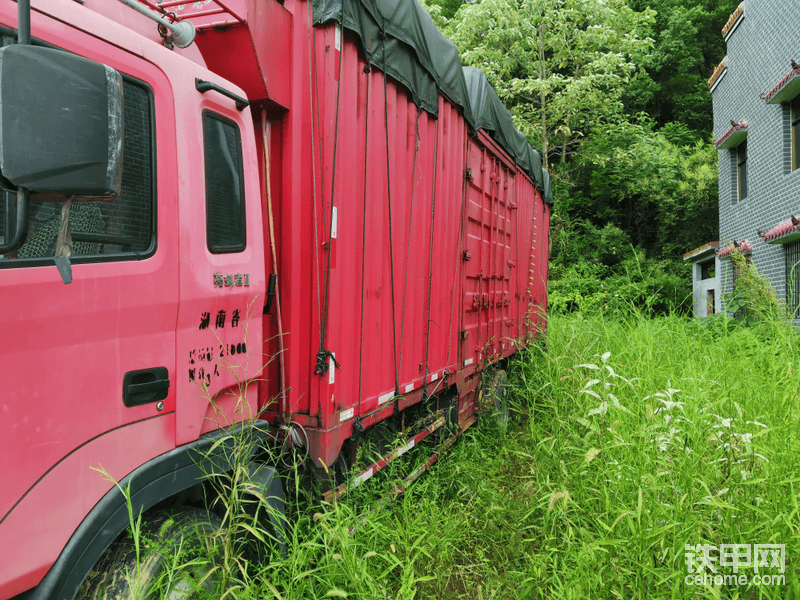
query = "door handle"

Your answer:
(123, 367), (170, 407)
